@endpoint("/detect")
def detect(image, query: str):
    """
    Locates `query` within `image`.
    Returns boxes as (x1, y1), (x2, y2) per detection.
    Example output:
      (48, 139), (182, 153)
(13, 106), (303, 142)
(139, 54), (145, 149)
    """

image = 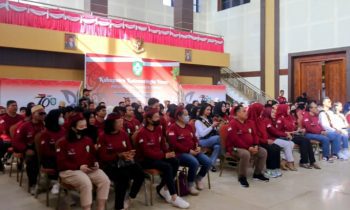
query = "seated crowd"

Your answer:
(0, 89), (349, 210)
